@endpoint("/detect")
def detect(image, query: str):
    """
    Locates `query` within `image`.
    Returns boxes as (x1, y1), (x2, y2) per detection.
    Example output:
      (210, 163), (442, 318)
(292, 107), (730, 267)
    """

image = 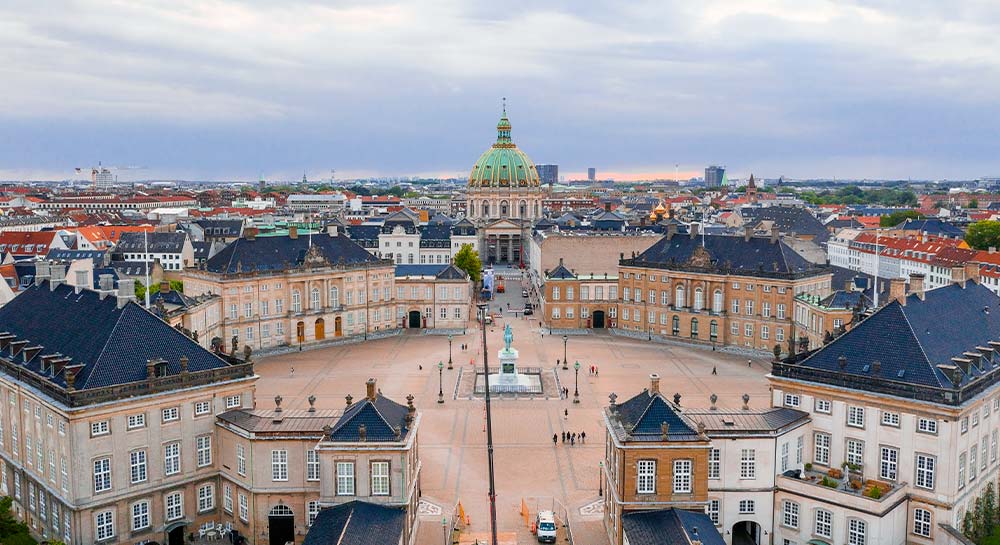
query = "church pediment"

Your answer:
(484, 219), (522, 230)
